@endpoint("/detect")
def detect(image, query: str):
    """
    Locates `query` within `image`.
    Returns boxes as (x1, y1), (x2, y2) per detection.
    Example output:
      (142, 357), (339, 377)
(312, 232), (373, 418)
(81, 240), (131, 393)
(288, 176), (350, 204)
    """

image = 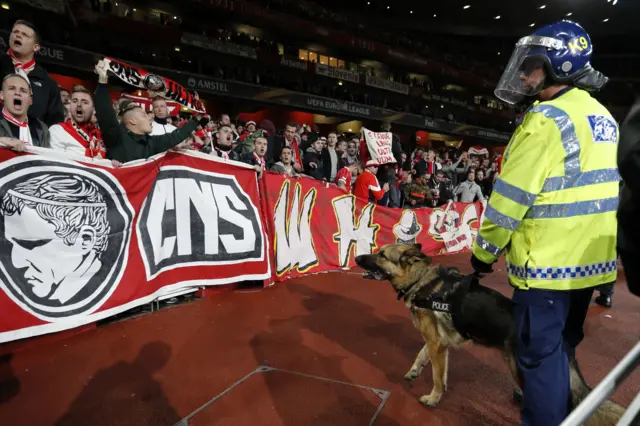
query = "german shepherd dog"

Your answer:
(355, 243), (625, 426)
